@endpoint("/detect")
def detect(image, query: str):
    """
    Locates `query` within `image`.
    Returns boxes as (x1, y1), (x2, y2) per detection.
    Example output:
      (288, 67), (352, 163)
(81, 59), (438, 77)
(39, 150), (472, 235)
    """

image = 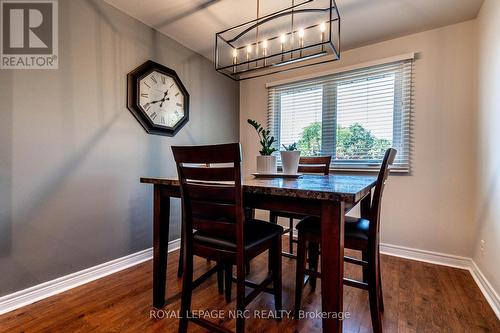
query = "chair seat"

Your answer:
(296, 216), (370, 242)
(194, 219), (283, 251)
